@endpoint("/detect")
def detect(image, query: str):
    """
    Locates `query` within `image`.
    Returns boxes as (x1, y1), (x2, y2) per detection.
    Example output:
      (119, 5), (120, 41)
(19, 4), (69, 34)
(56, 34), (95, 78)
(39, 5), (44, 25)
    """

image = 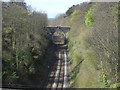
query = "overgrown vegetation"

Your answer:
(2, 1), (51, 86)
(49, 2), (119, 88)
(85, 7), (95, 26)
